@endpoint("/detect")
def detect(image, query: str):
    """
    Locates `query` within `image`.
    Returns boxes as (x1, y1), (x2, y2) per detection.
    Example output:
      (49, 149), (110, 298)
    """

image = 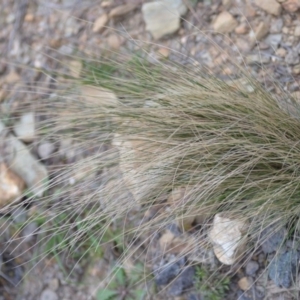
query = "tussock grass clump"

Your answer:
(2, 47), (300, 295)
